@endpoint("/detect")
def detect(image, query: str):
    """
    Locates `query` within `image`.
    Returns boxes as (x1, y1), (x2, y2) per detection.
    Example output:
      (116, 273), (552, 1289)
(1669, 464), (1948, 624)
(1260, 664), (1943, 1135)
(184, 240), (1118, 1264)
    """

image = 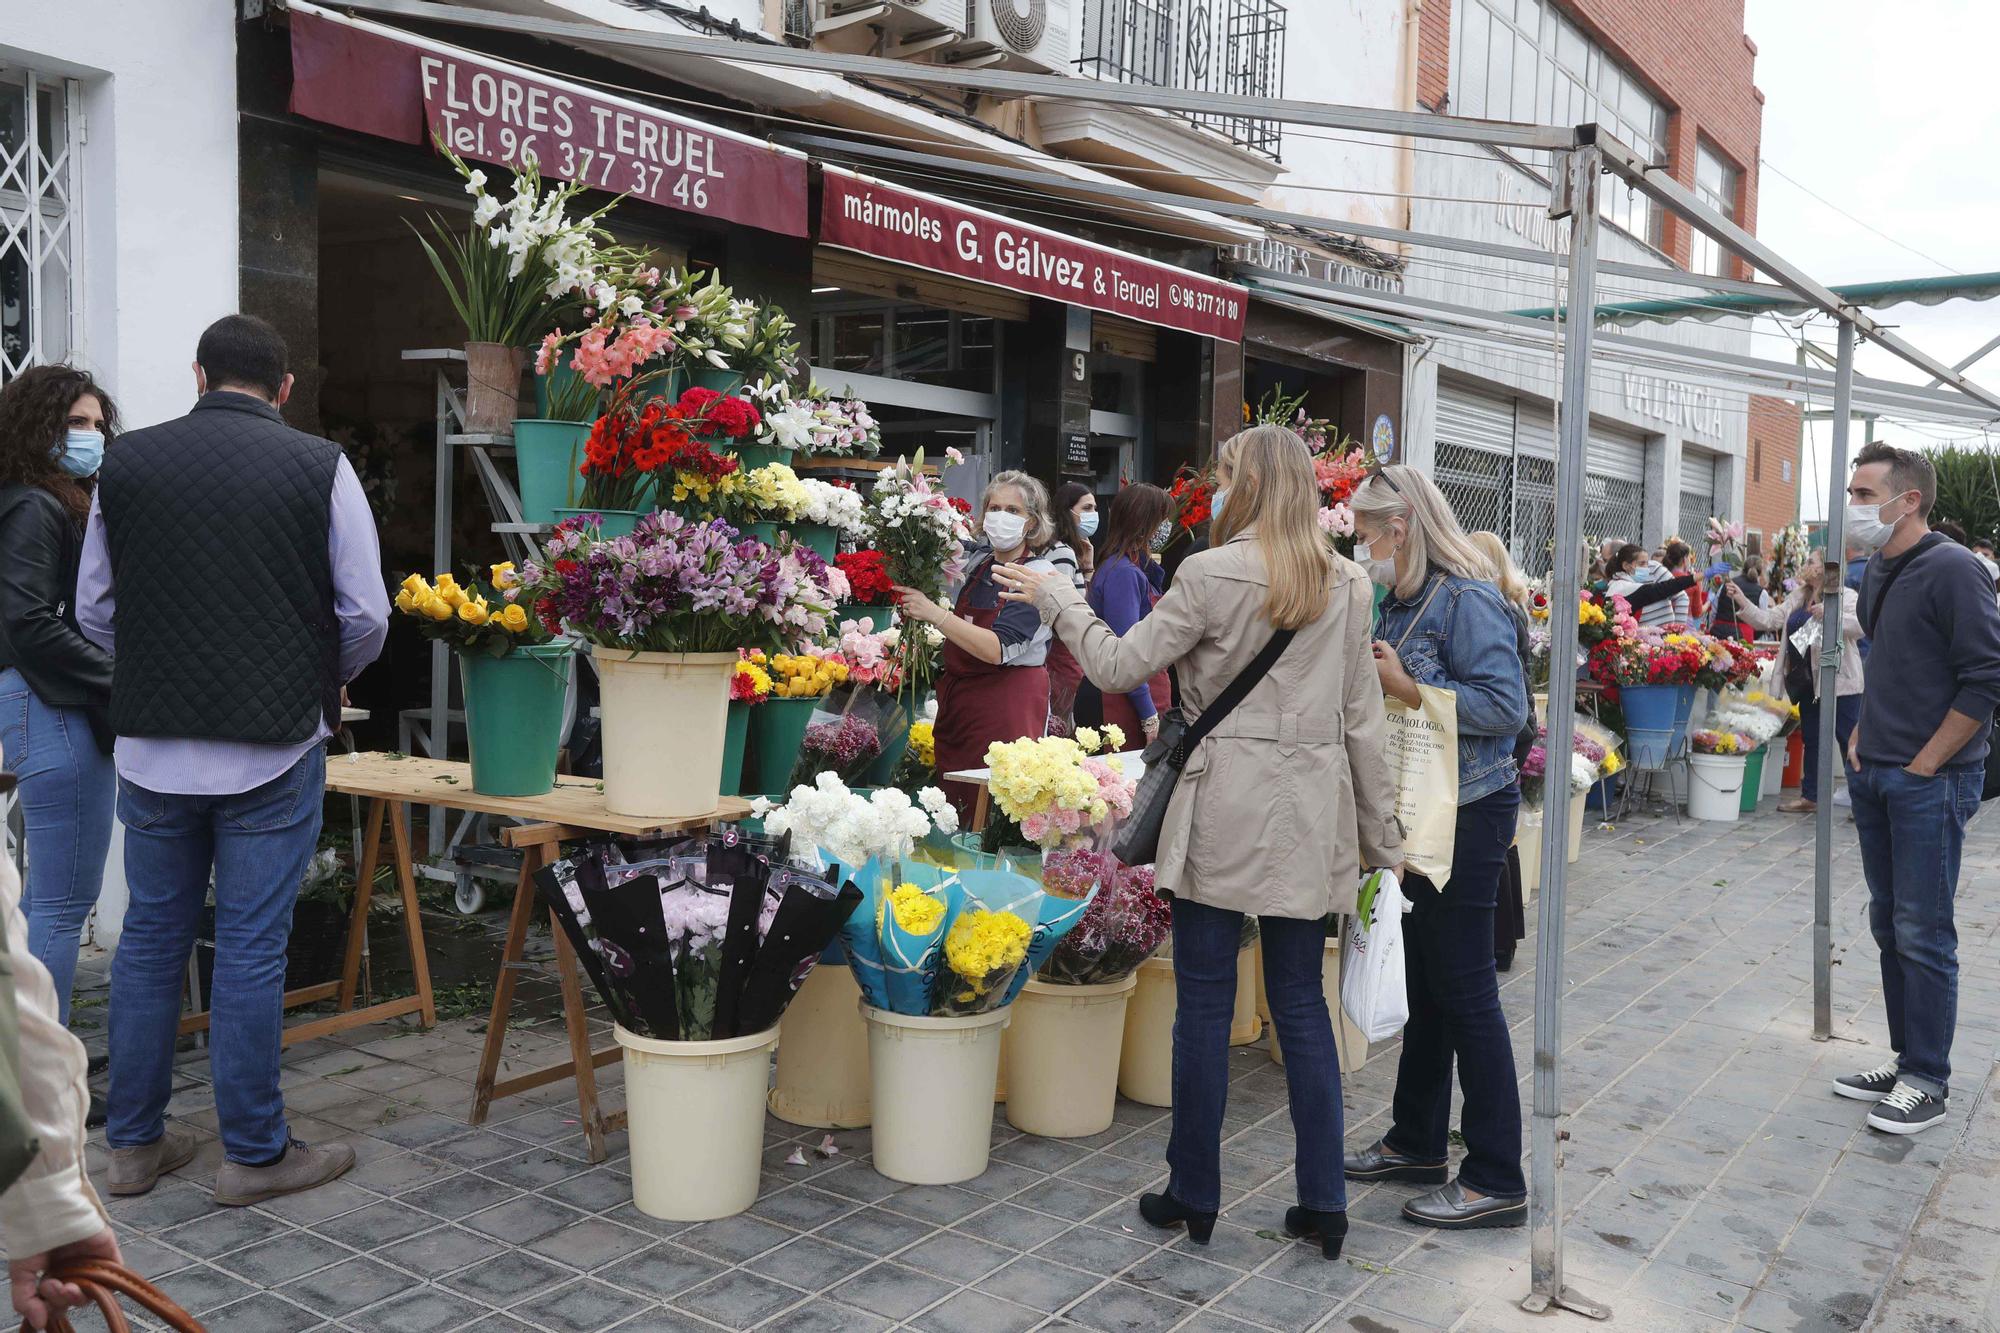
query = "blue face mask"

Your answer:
(55, 429), (104, 478)
(1211, 487), (1231, 523)
(1077, 511), (1099, 539)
